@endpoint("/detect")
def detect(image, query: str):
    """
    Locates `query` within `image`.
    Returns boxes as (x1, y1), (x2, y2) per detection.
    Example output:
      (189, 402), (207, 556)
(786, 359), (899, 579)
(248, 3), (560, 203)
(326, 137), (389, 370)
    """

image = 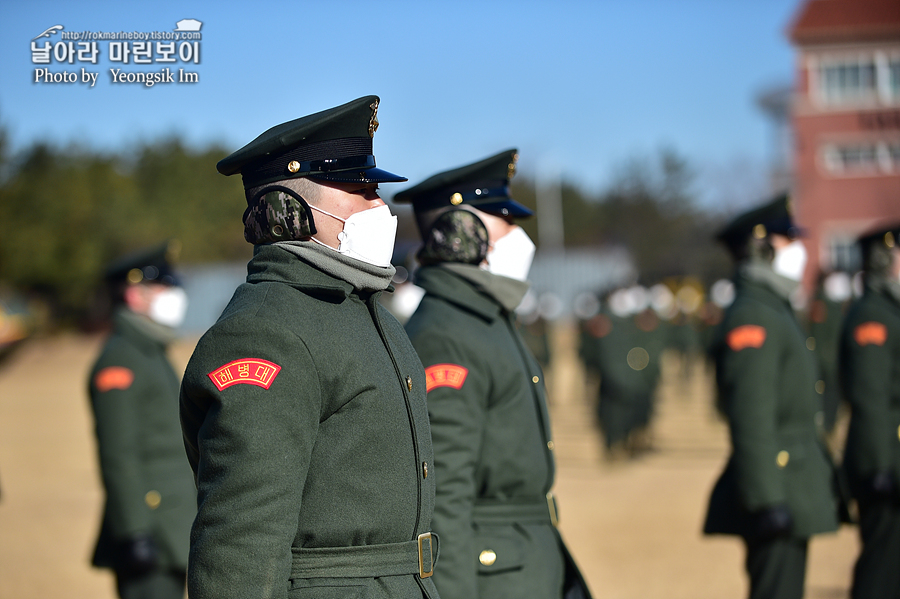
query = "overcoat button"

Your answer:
(407, 376), (413, 391)
(479, 549), (497, 566)
(145, 490), (162, 509)
(776, 451), (789, 468)
(422, 462), (428, 478)
(532, 376), (539, 384)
